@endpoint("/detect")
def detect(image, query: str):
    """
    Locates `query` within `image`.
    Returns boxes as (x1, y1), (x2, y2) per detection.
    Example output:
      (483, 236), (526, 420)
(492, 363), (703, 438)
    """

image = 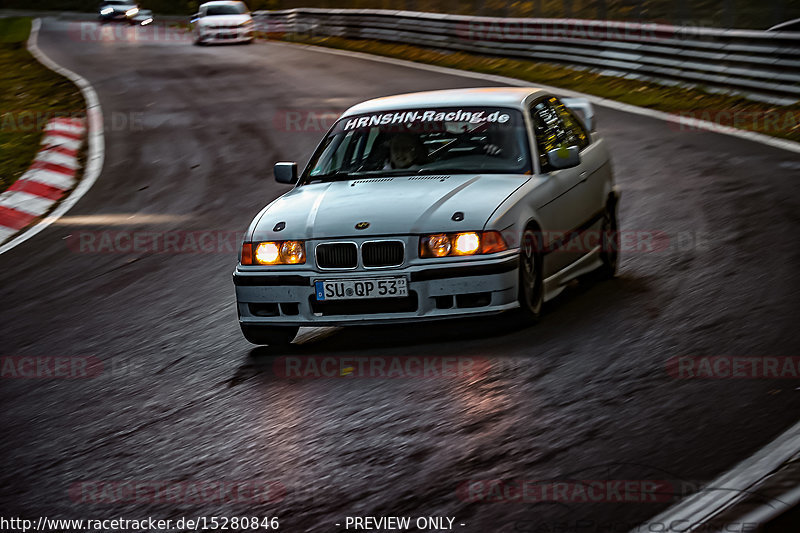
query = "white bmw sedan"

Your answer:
(234, 88), (620, 345)
(192, 0), (254, 45)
